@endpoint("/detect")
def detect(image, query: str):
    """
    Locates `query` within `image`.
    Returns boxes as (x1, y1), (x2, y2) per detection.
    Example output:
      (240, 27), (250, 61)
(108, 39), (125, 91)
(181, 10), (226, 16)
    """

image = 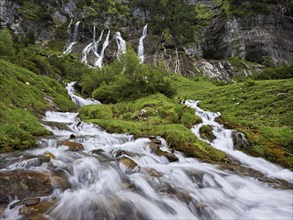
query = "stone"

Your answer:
(61, 140), (84, 151)
(232, 131), (250, 150)
(119, 157), (138, 170)
(0, 171), (52, 205)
